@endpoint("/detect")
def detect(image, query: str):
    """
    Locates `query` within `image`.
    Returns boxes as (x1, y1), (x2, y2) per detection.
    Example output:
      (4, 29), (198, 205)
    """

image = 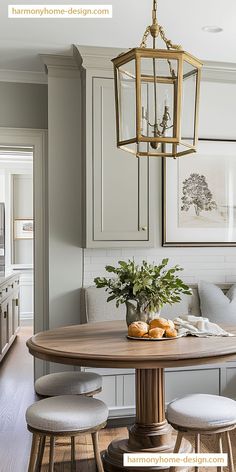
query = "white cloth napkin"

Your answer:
(174, 315), (234, 337)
